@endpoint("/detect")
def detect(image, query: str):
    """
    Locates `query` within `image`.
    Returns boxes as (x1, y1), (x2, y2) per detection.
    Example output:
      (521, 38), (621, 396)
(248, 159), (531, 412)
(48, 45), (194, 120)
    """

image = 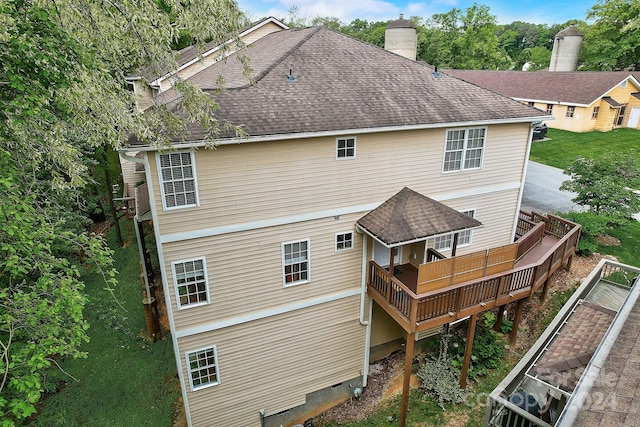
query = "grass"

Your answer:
(29, 220), (180, 427)
(529, 127), (640, 170)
